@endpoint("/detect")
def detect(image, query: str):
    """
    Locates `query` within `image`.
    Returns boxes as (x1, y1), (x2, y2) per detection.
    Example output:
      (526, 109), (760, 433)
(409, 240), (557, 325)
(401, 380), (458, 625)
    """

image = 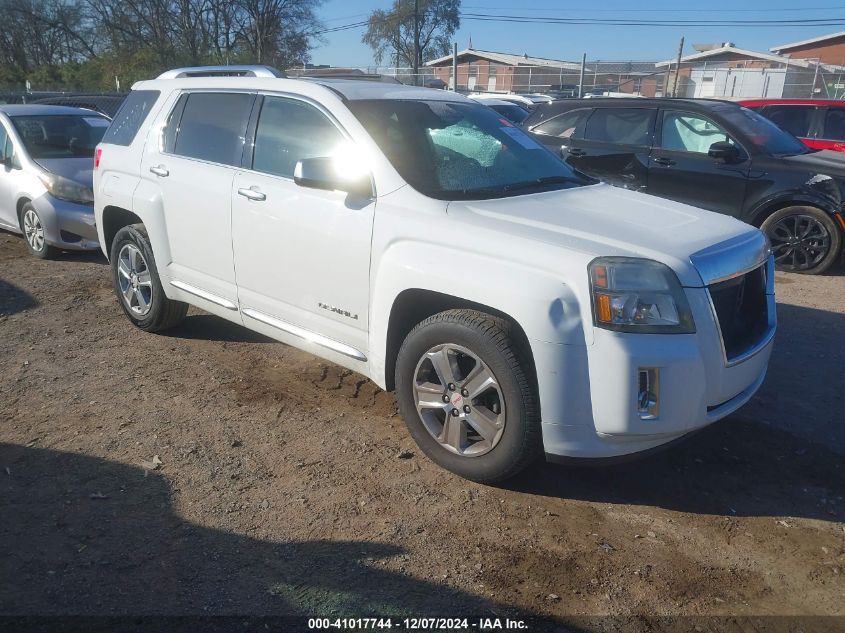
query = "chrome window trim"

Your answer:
(158, 88), (376, 196)
(244, 91), (355, 184)
(158, 88), (257, 168)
